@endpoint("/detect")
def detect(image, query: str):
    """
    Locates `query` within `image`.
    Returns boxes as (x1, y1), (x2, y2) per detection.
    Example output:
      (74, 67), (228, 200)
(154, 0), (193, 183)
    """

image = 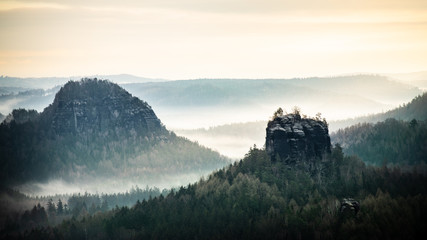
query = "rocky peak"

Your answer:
(41, 78), (164, 135)
(265, 113), (331, 163)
